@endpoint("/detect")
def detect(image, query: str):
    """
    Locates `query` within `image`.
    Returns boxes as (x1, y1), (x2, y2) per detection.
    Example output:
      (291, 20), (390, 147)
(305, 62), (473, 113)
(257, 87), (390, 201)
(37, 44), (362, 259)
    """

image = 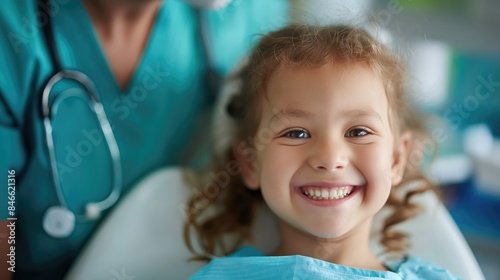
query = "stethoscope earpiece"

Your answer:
(85, 203), (102, 220)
